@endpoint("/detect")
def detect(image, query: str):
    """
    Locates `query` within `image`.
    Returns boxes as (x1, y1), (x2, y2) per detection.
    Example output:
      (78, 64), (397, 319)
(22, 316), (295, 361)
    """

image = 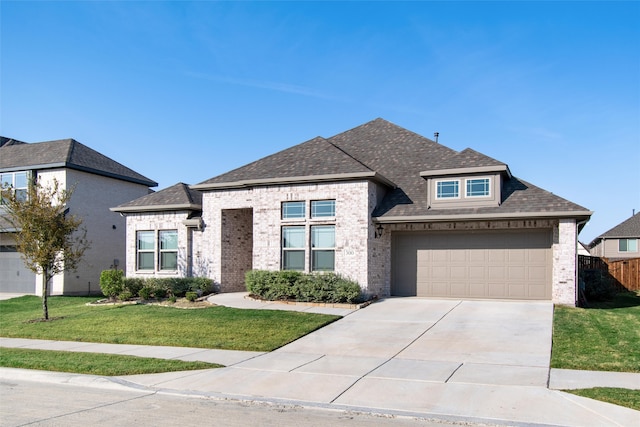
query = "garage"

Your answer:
(391, 229), (552, 300)
(0, 250), (36, 294)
